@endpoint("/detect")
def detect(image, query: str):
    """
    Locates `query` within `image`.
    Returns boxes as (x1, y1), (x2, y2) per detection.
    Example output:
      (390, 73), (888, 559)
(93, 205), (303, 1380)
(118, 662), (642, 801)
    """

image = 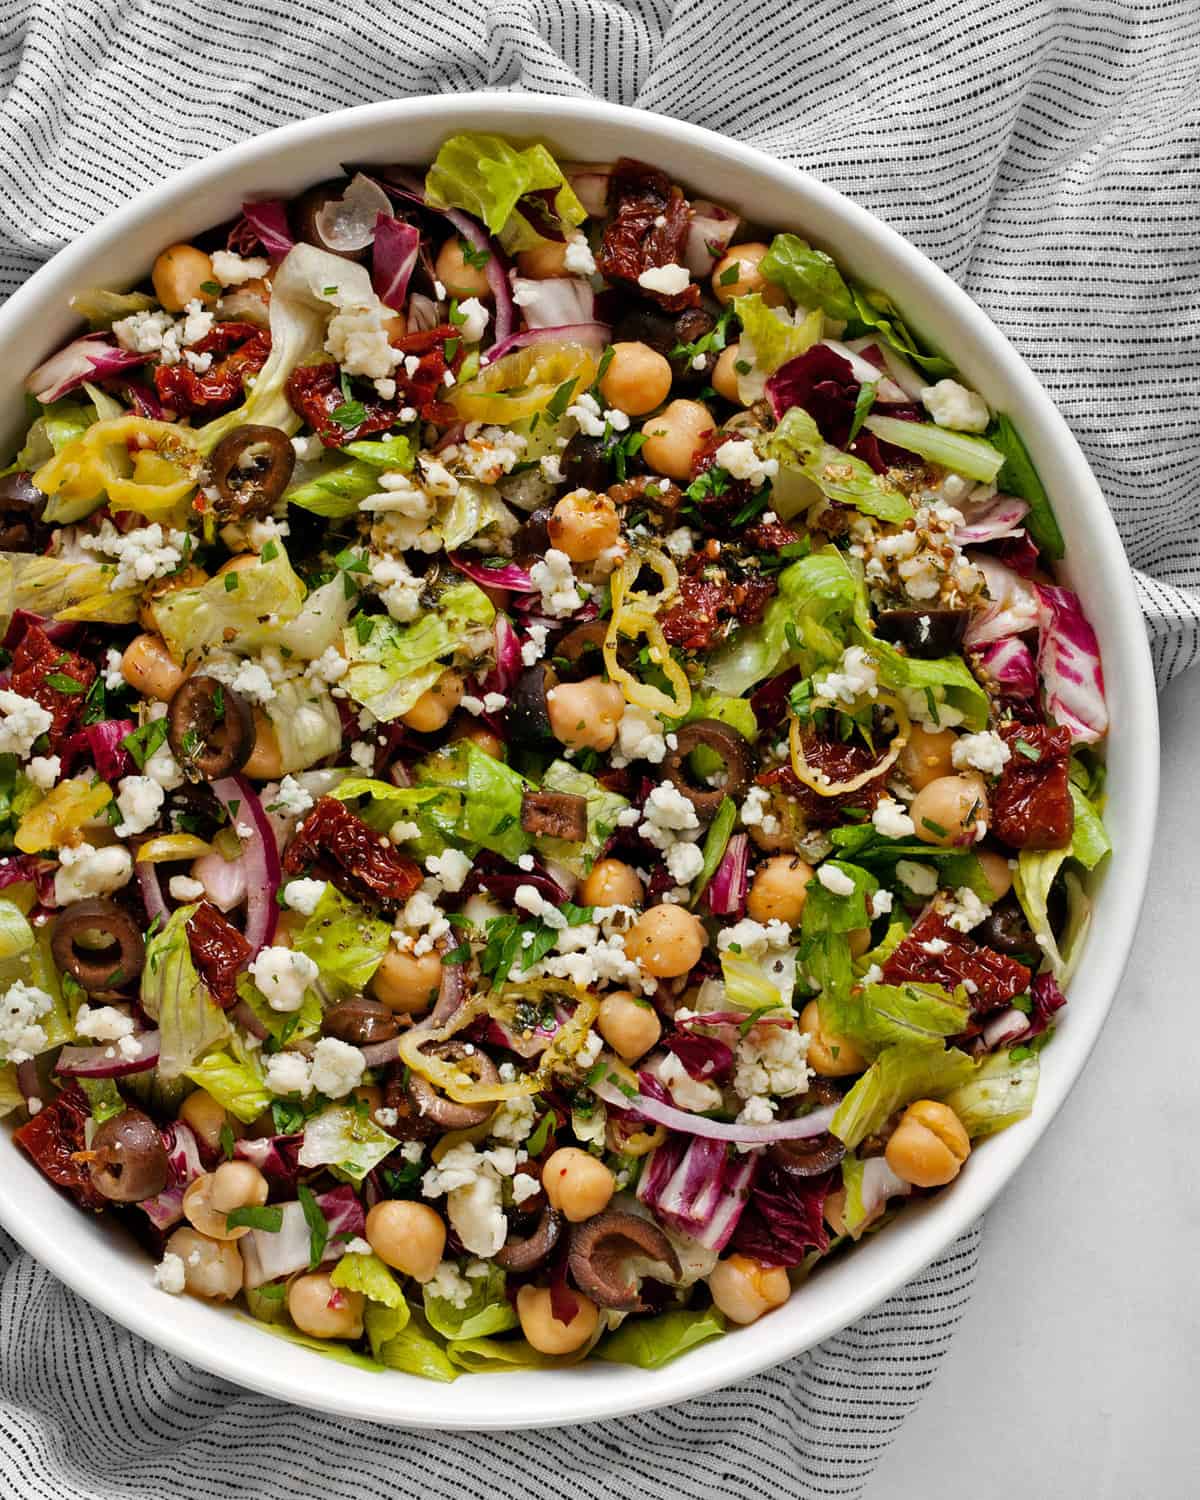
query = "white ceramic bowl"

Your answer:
(0, 95), (1158, 1429)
